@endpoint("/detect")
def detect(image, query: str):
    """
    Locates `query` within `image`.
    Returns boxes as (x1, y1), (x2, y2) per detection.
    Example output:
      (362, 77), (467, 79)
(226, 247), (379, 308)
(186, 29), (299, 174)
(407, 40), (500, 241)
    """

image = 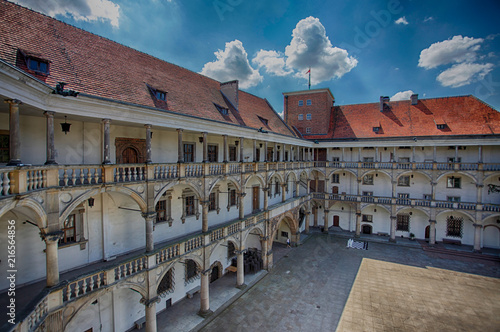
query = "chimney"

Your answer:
(379, 96), (390, 112)
(221, 80), (239, 110)
(411, 93), (418, 105)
